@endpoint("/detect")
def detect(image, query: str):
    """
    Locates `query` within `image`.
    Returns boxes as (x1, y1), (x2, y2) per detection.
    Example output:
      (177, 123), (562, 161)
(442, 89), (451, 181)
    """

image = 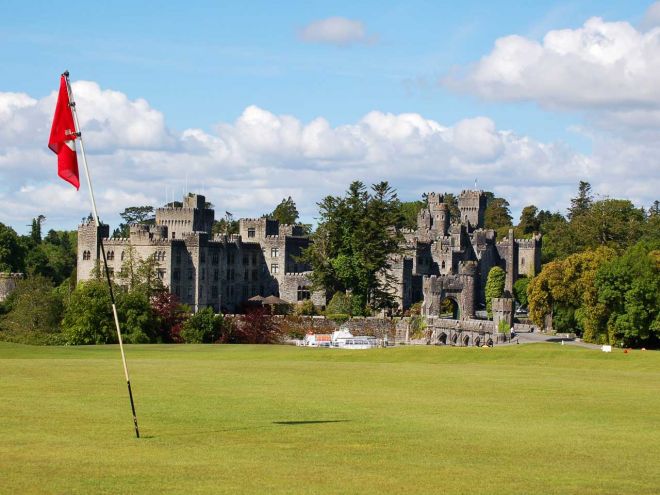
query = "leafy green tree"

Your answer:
(116, 290), (158, 344)
(399, 200), (426, 230)
(61, 280), (116, 344)
(0, 275), (63, 343)
(518, 206), (540, 235)
(513, 276), (530, 308)
(595, 241), (660, 347)
(0, 223), (25, 272)
(302, 181), (403, 312)
(484, 195), (513, 231)
(527, 247), (615, 340)
(325, 291), (353, 316)
(30, 215), (45, 245)
(114, 206), (155, 237)
(269, 197), (299, 225)
(180, 307), (224, 343)
(212, 212), (239, 236)
(485, 266), (505, 318)
(568, 181), (593, 220)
